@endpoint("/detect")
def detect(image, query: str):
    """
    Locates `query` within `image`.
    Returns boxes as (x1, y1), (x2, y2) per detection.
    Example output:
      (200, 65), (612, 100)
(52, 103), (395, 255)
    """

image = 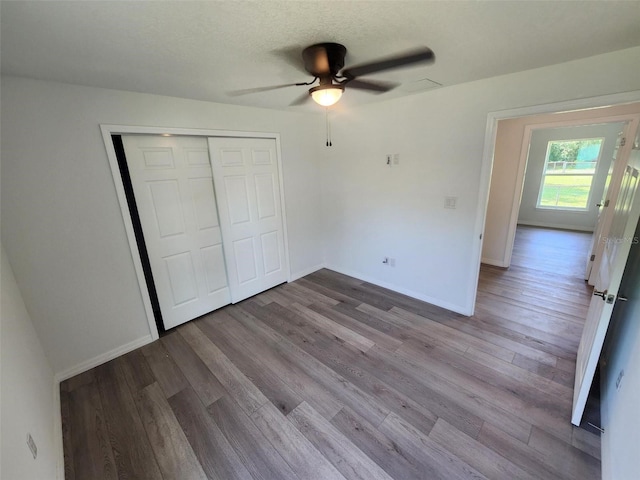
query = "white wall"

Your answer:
(518, 123), (623, 231)
(0, 76), (324, 375)
(1, 245), (58, 480)
(325, 46), (640, 315)
(483, 102), (640, 267)
(601, 140), (640, 480)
